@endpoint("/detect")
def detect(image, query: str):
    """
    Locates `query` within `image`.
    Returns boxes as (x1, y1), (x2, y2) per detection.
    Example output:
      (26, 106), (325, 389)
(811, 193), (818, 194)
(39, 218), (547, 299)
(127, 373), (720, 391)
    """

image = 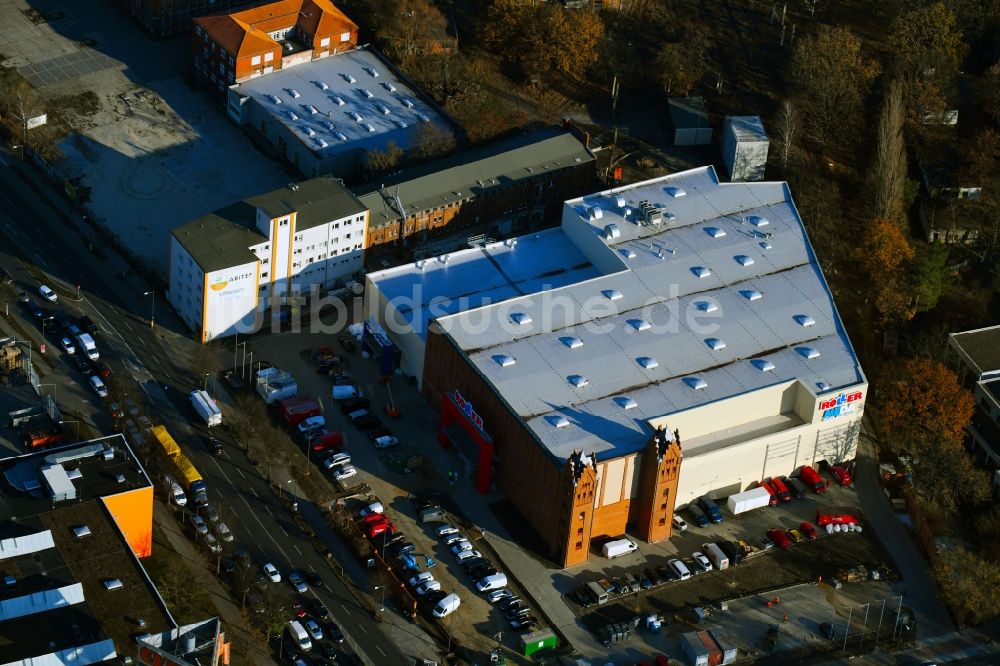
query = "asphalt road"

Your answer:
(0, 154), (410, 665)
